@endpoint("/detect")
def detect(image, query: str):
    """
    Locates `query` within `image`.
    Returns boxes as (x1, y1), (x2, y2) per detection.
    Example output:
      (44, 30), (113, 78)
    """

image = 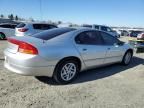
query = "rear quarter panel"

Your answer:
(38, 40), (86, 71)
